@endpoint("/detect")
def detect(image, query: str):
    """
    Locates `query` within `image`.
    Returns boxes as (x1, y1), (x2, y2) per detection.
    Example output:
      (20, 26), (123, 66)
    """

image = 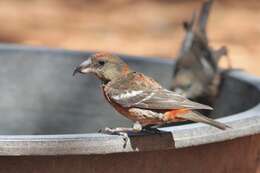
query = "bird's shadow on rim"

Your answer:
(127, 130), (175, 151)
